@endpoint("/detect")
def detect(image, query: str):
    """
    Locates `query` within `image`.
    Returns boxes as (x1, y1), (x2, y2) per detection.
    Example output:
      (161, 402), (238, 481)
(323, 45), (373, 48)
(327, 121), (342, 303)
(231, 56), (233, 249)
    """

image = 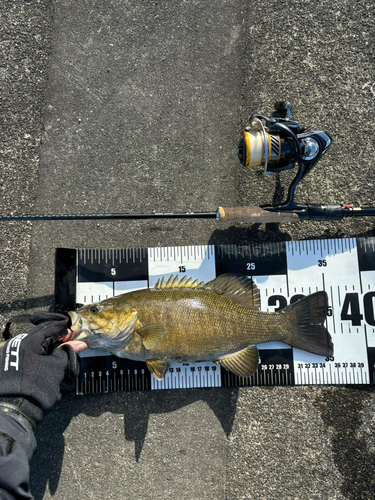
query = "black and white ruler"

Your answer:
(55, 237), (375, 394)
